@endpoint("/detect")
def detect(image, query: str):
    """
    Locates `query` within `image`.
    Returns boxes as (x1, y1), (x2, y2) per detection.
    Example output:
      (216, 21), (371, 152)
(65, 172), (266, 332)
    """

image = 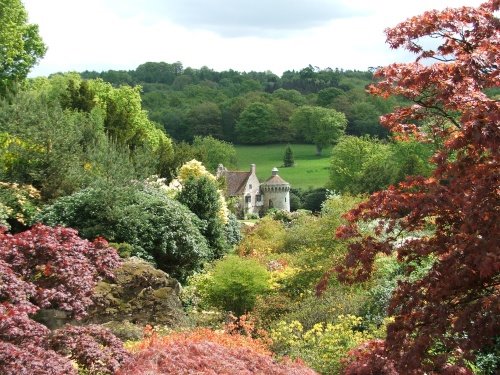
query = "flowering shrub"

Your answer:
(0, 181), (41, 231)
(237, 216), (287, 256)
(0, 224), (129, 374)
(270, 315), (387, 374)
